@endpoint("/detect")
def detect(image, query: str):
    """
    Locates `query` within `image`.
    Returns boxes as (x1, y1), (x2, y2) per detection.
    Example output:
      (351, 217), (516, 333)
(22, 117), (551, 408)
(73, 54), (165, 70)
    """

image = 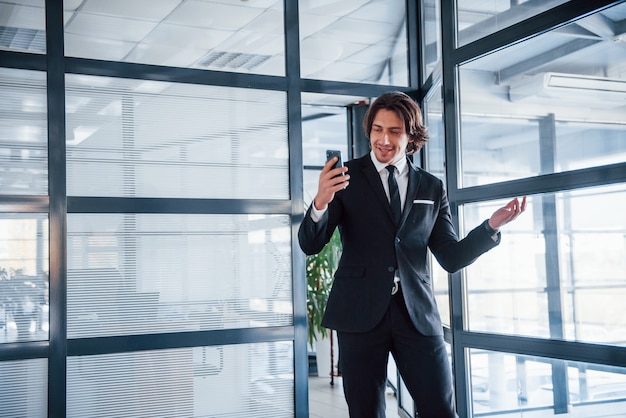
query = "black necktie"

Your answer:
(386, 165), (401, 226)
